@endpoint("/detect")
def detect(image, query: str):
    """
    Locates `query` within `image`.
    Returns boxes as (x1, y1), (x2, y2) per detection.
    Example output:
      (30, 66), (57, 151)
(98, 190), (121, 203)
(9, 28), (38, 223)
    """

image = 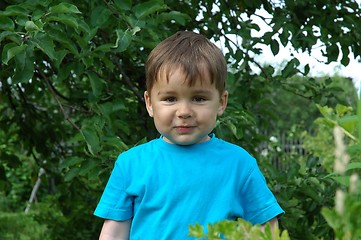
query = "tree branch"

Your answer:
(46, 79), (70, 101)
(113, 58), (145, 102)
(39, 72), (81, 132)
